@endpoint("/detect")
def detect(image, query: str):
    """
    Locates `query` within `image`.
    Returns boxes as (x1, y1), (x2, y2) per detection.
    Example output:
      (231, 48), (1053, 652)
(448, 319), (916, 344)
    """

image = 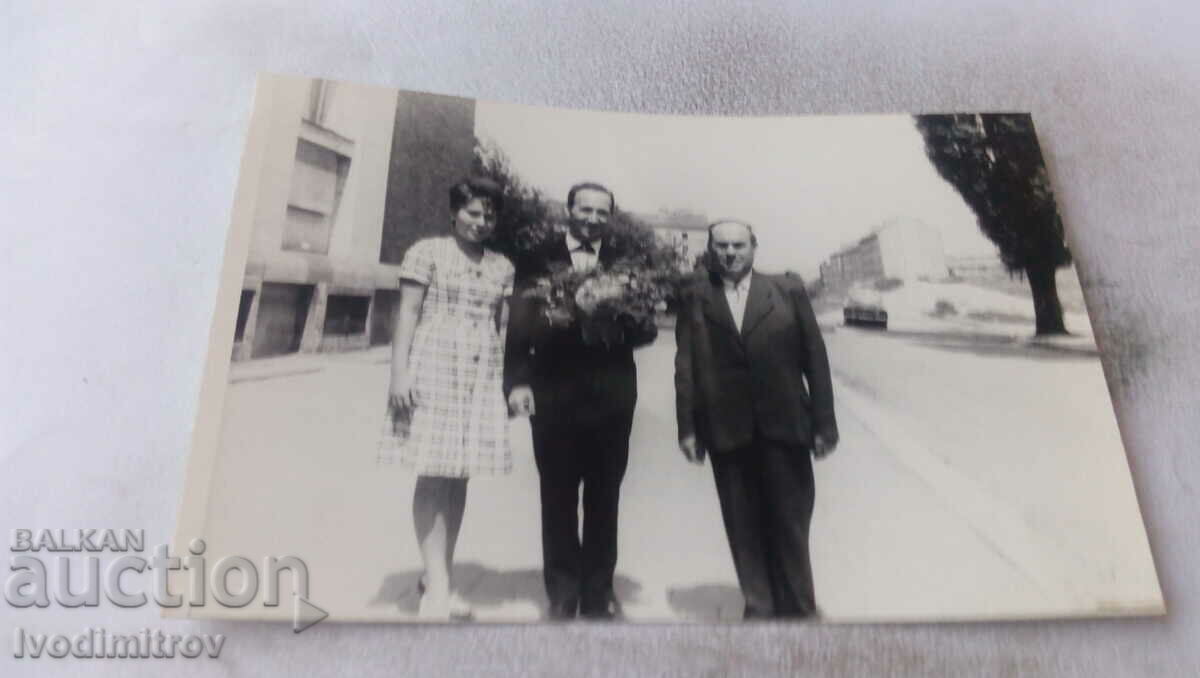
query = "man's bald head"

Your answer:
(707, 220), (757, 280)
(707, 220), (758, 247)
